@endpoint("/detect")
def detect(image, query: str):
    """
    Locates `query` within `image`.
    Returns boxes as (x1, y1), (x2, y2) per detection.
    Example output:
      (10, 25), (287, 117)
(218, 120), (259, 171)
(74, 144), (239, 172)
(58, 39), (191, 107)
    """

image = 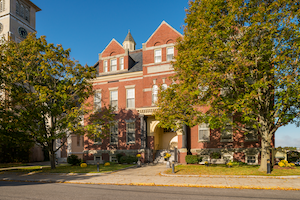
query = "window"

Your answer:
(198, 123), (210, 142)
(77, 135), (81, 146)
(162, 83), (167, 91)
(154, 49), (161, 63)
(166, 47), (174, 61)
(110, 90), (118, 111)
(16, 1), (30, 22)
(126, 120), (135, 144)
(110, 123), (118, 144)
(221, 118), (233, 142)
(246, 155), (257, 165)
(111, 59), (117, 71)
(152, 85), (158, 104)
(120, 57), (124, 70)
(126, 88), (135, 108)
(110, 155), (118, 163)
(245, 125), (258, 141)
(0, 0), (5, 12)
(94, 91), (101, 111)
(103, 60), (108, 72)
(94, 125), (102, 144)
